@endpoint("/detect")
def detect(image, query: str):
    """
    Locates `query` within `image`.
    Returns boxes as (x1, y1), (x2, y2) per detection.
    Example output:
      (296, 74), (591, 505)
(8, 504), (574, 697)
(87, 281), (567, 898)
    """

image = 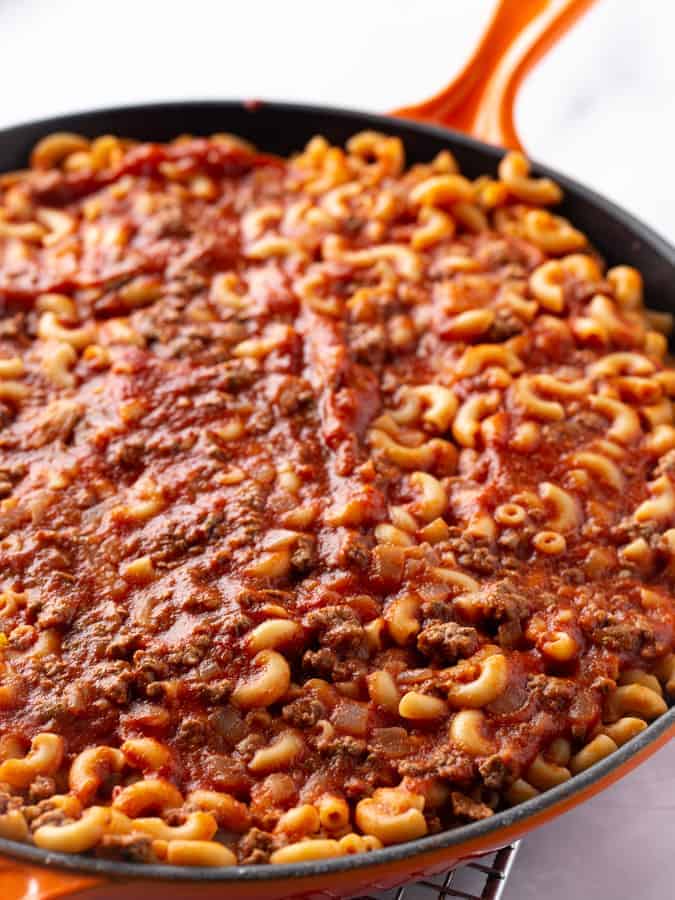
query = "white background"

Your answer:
(0, 0), (673, 897)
